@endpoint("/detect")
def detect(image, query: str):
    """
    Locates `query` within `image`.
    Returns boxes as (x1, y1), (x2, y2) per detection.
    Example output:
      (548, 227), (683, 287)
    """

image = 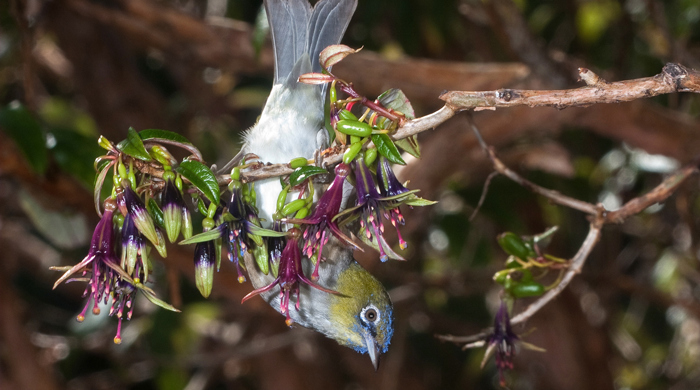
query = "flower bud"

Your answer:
(194, 241), (216, 298)
(123, 186), (166, 257)
(162, 179), (184, 243)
